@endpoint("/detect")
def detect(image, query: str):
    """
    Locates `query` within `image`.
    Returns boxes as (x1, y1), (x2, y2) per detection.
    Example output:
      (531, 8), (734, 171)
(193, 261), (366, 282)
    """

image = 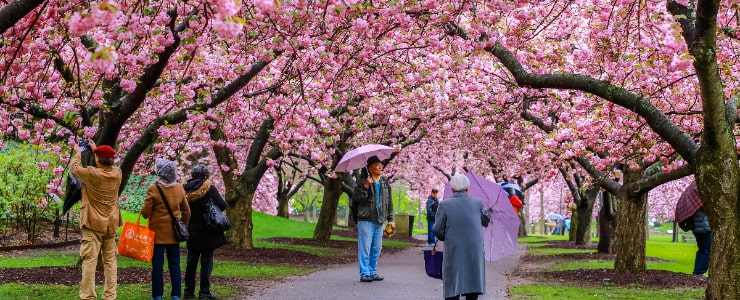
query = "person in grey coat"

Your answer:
(433, 174), (488, 300)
